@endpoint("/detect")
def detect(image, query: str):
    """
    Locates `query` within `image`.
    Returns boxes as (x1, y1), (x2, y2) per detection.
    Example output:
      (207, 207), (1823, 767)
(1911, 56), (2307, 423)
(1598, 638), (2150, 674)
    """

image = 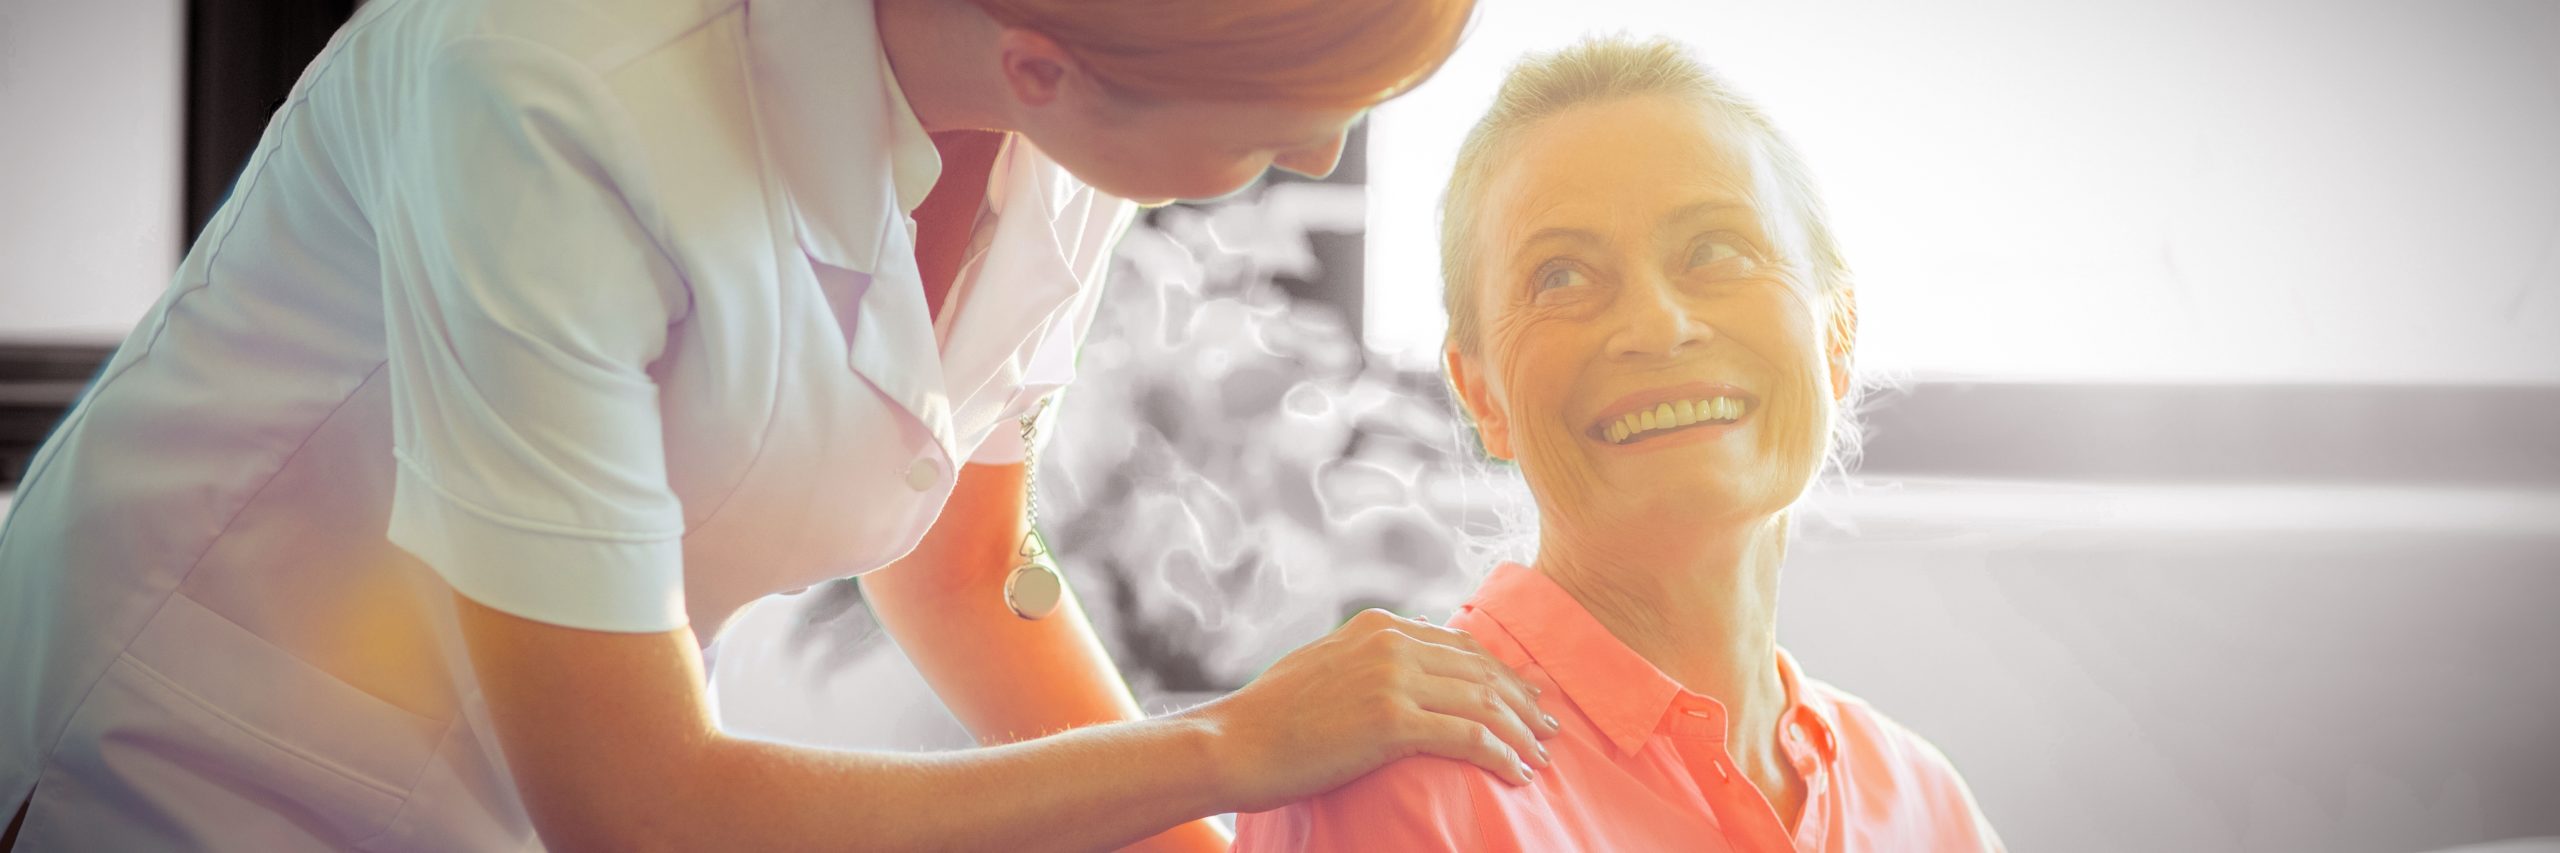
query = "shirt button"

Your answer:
(905, 458), (938, 491)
